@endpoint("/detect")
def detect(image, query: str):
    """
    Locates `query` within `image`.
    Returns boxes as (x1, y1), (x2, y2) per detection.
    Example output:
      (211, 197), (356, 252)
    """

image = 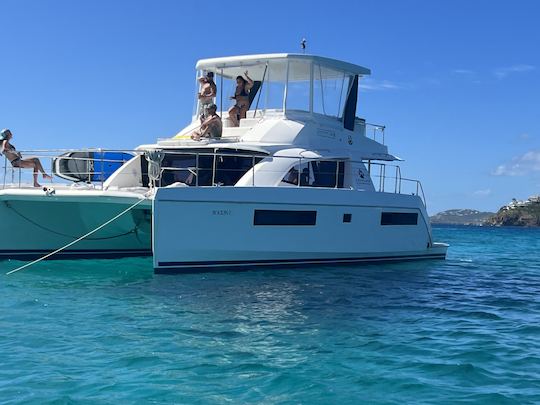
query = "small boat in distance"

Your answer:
(150, 53), (448, 273)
